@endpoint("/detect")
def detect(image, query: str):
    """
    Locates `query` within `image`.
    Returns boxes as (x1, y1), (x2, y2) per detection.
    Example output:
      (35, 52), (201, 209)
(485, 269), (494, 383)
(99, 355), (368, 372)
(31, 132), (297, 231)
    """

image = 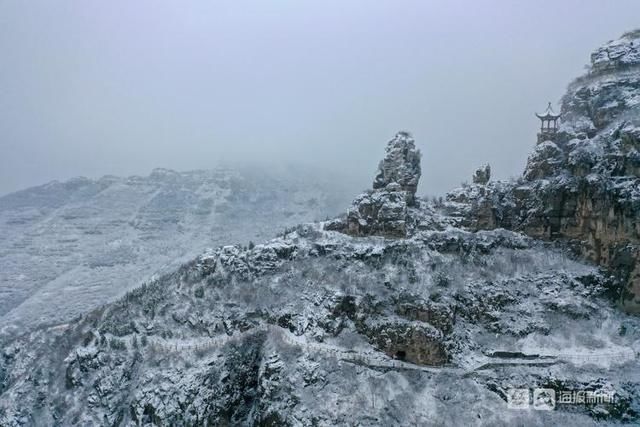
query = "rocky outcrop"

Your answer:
(341, 189), (410, 237)
(327, 132), (422, 237)
(472, 164), (491, 185)
(364, 321), (448, 365)
(372, 131), (422, 204)
(447, 29), (640, 312)
(522, 142), (563, 180)
(590, 29), (640, 74)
